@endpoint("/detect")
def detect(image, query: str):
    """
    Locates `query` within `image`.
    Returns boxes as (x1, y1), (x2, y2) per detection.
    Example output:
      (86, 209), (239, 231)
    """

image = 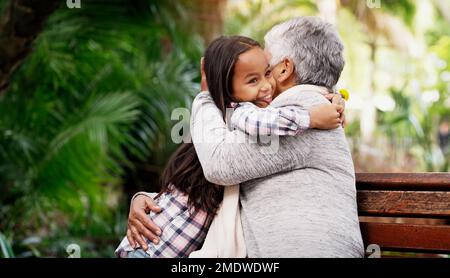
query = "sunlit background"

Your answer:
(0, 0), (449, 257)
